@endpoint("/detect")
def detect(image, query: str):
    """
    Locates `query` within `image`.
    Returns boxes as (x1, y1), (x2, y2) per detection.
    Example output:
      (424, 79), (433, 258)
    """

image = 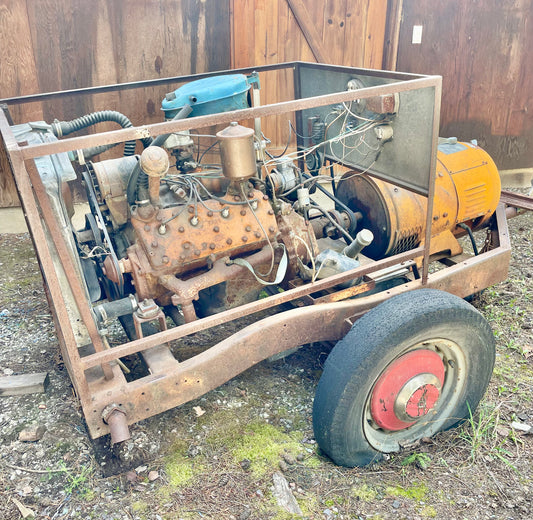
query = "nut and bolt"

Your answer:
(240, 209), (247, 216)
(207, 211), (213, 217)
(226, 238), (233, 245)
(178, 226), (185, 233)
(268, 226), (275, 233)
(267, 209), (274, 215)
(183, 243), (190, 250)
(194, 249), (201, 256)
(242, 236), (248, 242)
(245, 225), (251, 232)
(213, 226), (220, 232)
(188, 206), (194, 214)
(209, 243), (216, 250)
